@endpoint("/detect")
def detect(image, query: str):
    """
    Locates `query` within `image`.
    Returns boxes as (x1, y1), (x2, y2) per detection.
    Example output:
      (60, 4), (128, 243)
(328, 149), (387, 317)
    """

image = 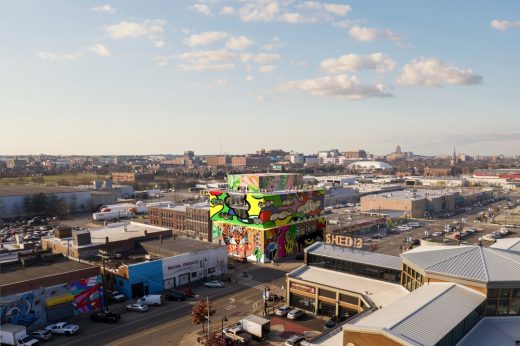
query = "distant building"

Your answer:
(424, 166), (453, 177)
(111, 172), (154, 184)
(231, 155), (270, 167)
(6, 158), (27, 170)
(344, 150), (367, 159)
(206, 155), (231, 167)
(348, 161), (392, 173)
(149, 204), (212, 241)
